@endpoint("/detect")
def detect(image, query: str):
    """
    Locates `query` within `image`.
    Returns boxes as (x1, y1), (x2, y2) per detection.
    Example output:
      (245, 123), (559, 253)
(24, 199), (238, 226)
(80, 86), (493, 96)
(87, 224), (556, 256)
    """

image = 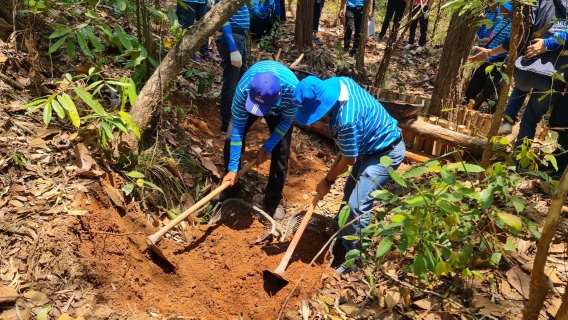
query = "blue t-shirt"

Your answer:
(329, 77), (400, 158)
(250, 0), (281, 19)
(346, 0), (374, 9)
(228, 61), (299, 172)
(486, 17), (511, 61)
